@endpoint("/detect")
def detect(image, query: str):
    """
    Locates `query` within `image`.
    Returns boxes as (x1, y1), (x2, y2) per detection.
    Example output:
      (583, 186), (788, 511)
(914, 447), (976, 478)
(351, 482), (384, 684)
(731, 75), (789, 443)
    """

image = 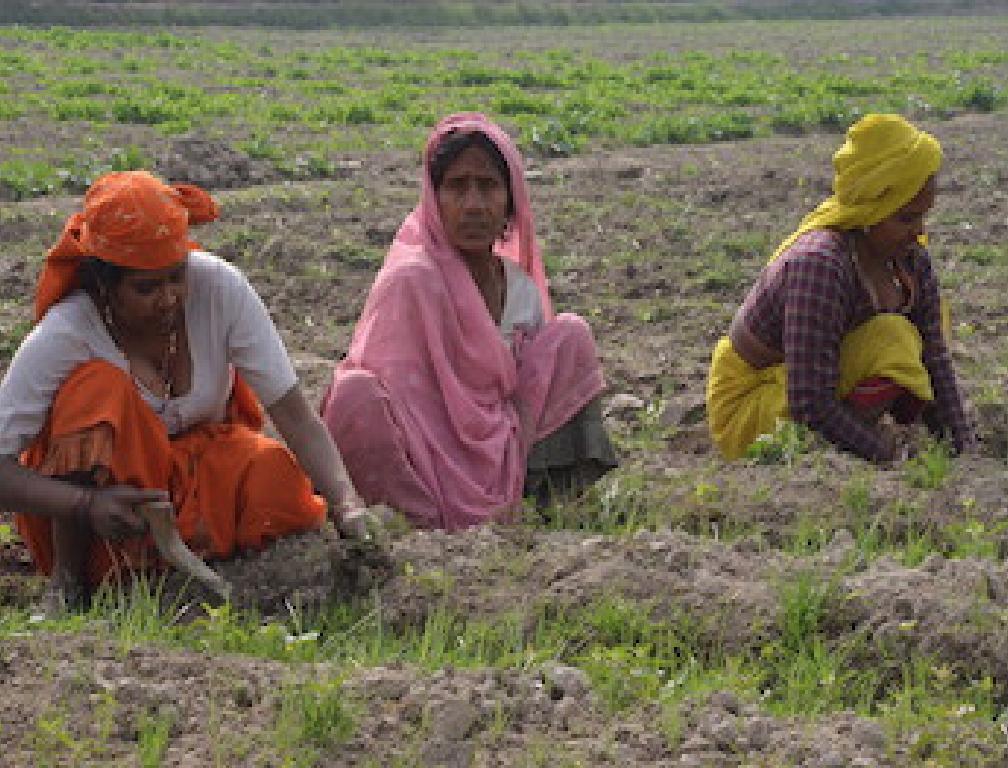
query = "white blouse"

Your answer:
(499, 259), (544, 346)
(0, 251), (297, 457)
